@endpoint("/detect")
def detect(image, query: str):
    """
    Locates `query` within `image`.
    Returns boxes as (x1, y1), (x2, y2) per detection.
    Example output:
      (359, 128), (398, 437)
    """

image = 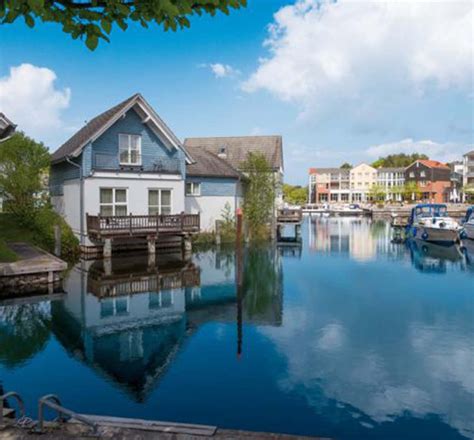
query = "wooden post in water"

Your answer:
(236, 208), (243, 359)
(215, 220), (222, 246)
(54, 224), (61, 257)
